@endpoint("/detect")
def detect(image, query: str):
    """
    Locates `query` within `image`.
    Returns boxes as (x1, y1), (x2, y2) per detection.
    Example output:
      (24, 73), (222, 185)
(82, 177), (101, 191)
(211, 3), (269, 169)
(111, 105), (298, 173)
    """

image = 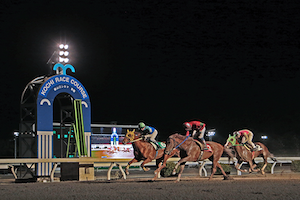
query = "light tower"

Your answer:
(57, 44), (69, 74)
